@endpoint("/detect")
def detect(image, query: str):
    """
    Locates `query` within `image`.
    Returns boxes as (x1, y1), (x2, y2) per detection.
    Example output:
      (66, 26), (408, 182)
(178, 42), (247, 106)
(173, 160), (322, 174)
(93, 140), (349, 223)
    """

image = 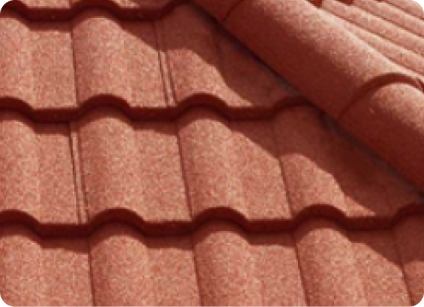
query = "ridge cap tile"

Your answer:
(192, 0), (424, 195)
